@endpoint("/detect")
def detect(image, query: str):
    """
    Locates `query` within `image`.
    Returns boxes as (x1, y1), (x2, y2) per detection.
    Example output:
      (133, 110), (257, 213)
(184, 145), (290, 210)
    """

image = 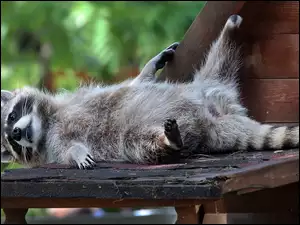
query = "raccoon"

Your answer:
(1, 15), (299, 169)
